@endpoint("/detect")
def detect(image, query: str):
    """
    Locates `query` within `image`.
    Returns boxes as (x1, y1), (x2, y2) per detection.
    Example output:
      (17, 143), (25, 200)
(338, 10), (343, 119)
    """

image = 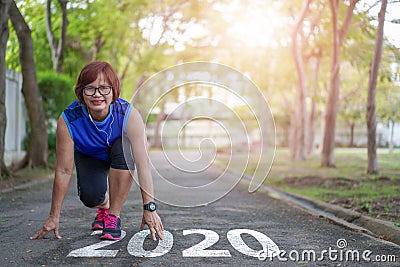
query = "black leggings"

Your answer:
(74, 137), (134, 207)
